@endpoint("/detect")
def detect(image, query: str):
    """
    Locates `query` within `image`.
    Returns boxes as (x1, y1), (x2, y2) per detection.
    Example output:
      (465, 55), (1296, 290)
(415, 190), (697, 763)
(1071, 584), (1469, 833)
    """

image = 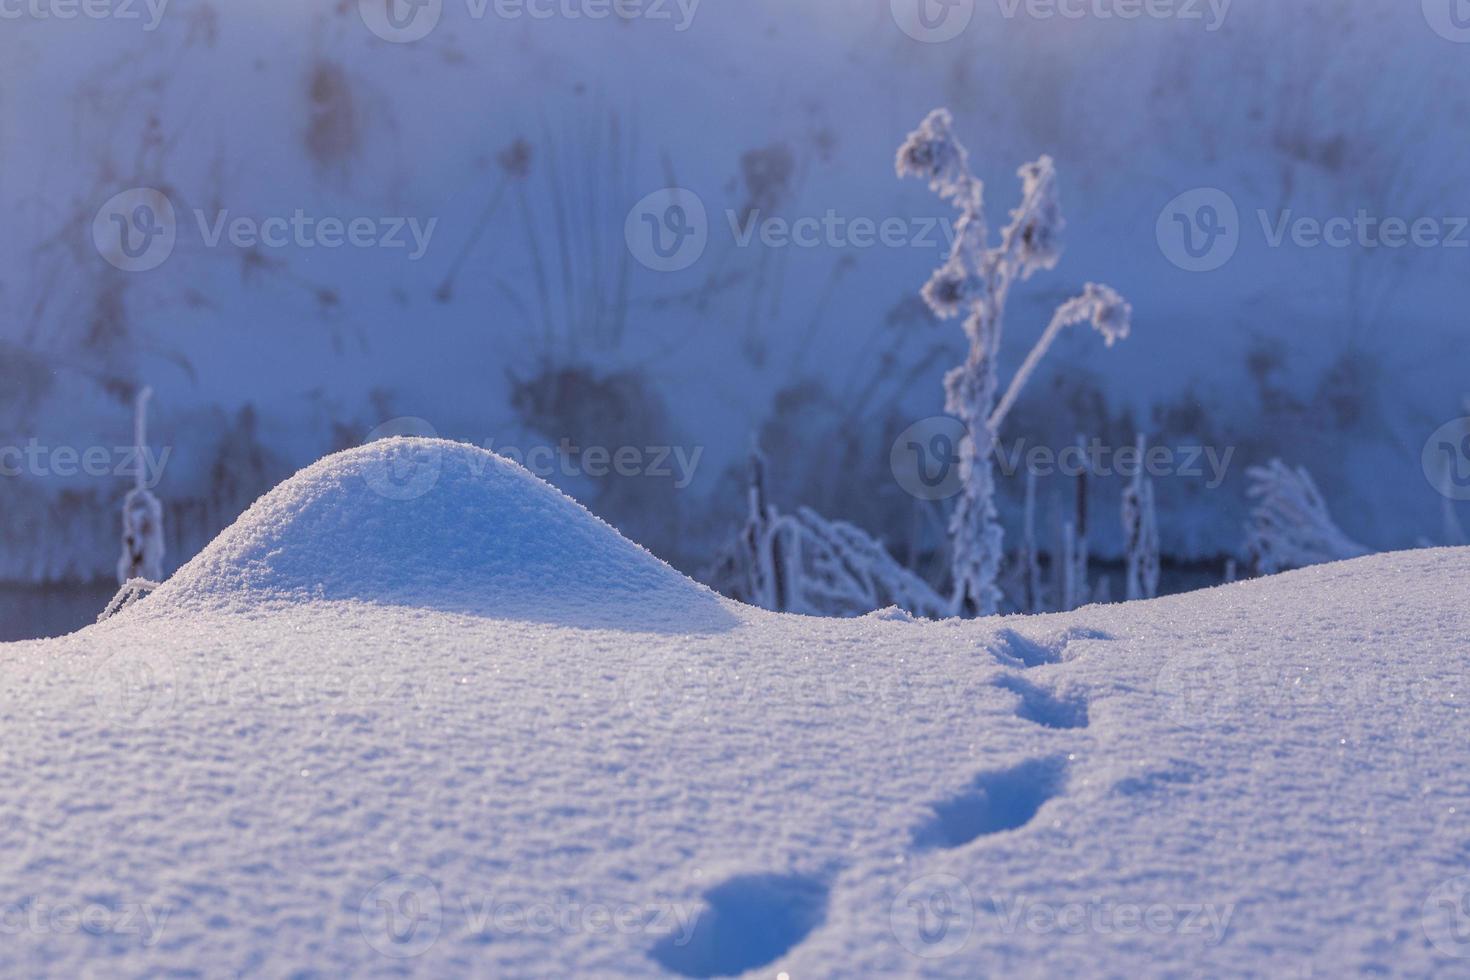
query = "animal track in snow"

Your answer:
(648, 872), (829, 978)
(992, 675), (1090, 730)
(913, 756), (1068, 850)
(986, 627), (1112, 669)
